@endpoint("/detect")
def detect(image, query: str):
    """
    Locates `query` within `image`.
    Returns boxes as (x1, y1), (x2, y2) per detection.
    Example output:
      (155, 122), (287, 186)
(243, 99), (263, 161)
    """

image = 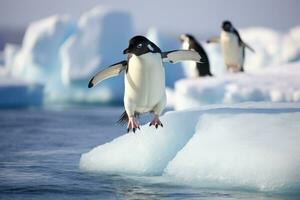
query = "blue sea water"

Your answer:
(0, 106), (299, 200)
